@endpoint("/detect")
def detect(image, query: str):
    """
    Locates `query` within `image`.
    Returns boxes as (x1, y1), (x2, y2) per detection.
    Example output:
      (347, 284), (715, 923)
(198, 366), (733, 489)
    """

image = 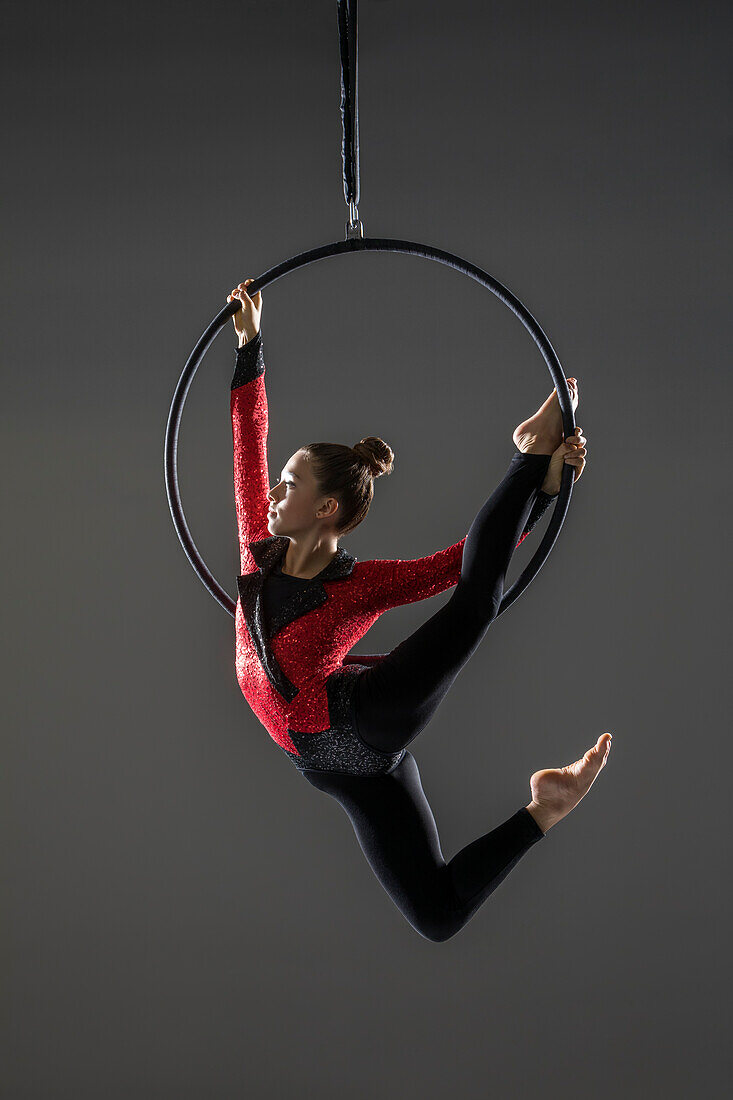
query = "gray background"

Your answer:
(4, 0), (731, 1096)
